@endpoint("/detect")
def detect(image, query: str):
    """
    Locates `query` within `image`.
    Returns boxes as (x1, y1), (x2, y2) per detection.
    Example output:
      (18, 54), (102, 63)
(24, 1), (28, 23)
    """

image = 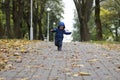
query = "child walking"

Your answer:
(51, 22), (71, 51)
